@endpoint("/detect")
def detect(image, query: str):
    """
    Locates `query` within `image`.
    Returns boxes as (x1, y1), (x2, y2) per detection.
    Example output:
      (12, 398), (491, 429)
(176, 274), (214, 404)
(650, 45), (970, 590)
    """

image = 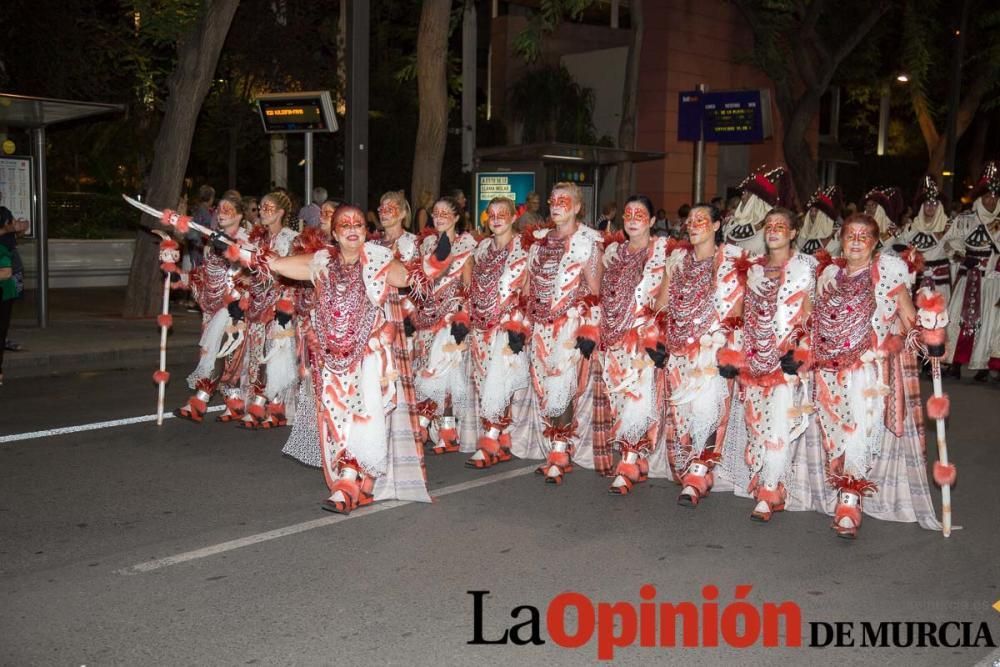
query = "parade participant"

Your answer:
(863, 186), (904, 247)
(739, 208), (816, 522)
(596, 195), (669, 494)
(944, 161), (1000, 381)
(723, 166), (796, 255)
(411, 196), (478, 454)
(798, 186), (842, 255)
(653, 204), (746, 507)
(247, 205), (425, 514)
(238, 191), (299, 429)
(810, 213), (939, 538)
(895, 176), (952, 300)
(527, 182), (603, 484)
(175, 193), (251, 423)
(465, 197), (531, 468)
